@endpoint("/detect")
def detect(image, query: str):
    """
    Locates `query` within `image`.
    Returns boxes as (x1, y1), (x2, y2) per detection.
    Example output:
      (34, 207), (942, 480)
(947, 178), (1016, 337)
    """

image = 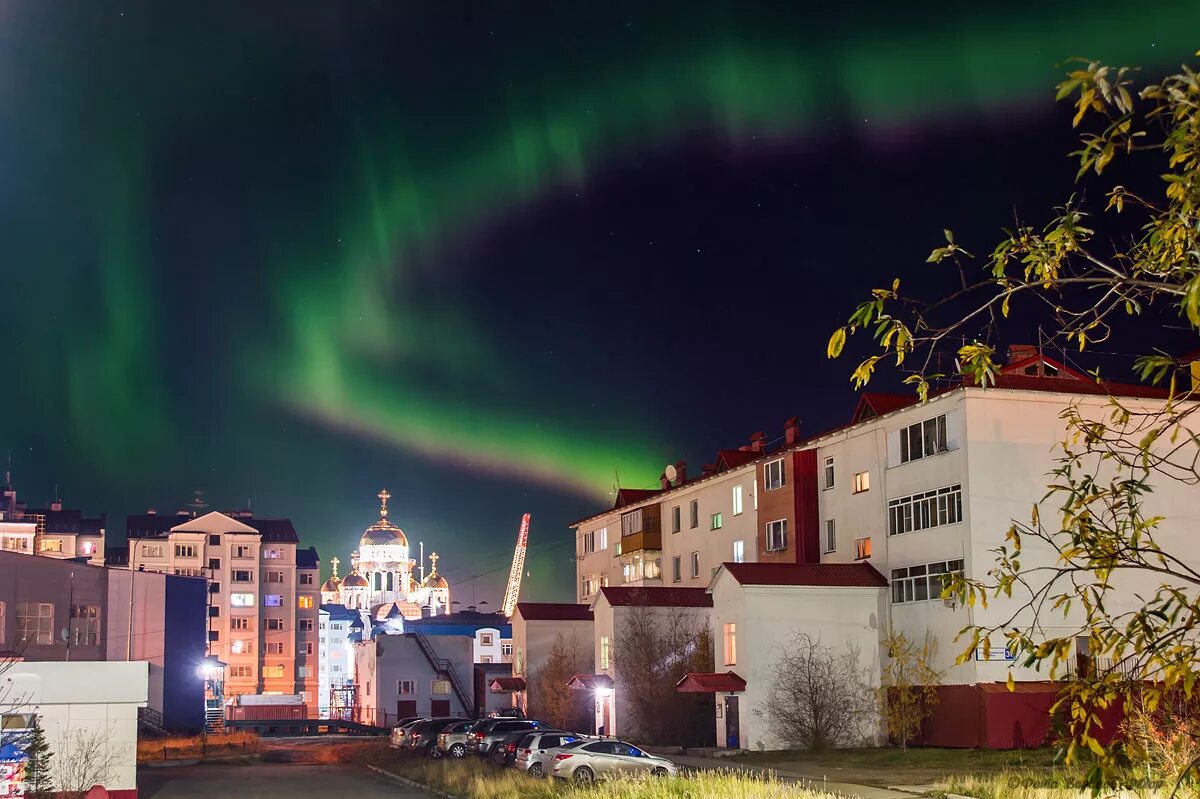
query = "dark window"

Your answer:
(209, 630), (220, 641)
(209, 534), (220, 546)
(208, 558), (220, 570)
(208, 606), (220, 617)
